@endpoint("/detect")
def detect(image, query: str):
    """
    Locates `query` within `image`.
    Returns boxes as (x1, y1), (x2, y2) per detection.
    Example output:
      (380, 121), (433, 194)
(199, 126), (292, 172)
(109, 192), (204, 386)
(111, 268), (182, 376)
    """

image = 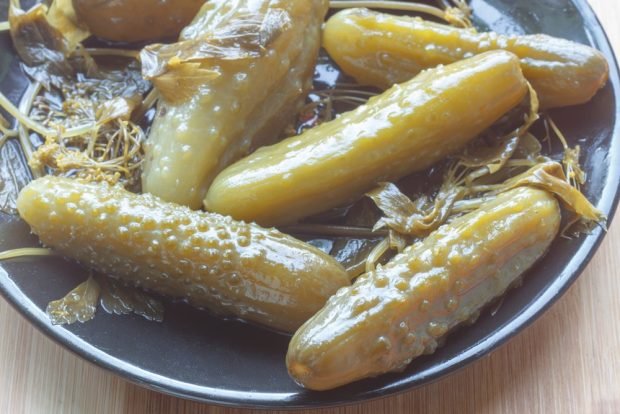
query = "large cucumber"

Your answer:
(205, 51), (528, 226)
(142, 0), (329, 209)
(17, 176), (350, 333)
(323, 8), (608, 108)
(287, 187), (560, 390)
